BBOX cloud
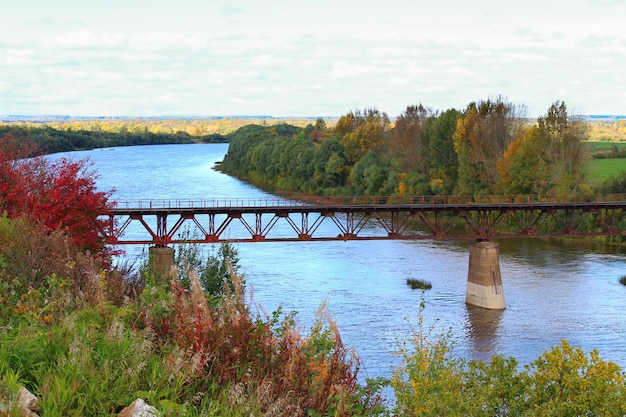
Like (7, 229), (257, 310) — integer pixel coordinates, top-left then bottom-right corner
(43, 31), (126, 49)
(2, 0), (626, 116)
(220, 5), (245, 15)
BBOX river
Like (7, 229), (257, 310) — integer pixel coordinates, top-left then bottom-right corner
(51, 143), (626, 382)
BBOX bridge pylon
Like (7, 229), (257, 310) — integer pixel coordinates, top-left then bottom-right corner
(148, 246), (175, 279)
(465, 240), (505, 310)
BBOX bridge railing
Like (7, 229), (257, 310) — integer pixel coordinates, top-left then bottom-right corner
(110, 198), (312, 210)
(109, 194), (626, 210)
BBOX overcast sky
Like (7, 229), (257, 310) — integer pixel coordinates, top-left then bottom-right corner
(2, 0), (625, 118)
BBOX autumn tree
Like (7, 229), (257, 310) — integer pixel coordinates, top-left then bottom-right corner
(389, 104), (432, 172)
(498, 101), (589, 194)
(0, 134), (113, 255)
(496, 128), (541, 194)
(334, 108), (390, 164)
(453, 97), (527, 195)
(307, 118), (328, 142)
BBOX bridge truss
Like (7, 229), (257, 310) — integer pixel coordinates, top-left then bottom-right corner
(100, 195), (626, 246)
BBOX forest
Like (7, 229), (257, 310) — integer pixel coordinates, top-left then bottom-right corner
(3, 97), (626, 196)
(221, 98), (625, 197)
(0, 124), (211, 154)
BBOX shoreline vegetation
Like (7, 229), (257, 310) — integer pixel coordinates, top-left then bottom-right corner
(1, 112), (626, 152)
(3, 101), (626, 414)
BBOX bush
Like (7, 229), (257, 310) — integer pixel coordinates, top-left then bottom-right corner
(1, 133), (113, 256)
(391, 300), (626, 416)
(0, 215), (141, 322)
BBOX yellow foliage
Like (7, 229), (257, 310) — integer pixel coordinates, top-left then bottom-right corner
(398, 182), (407, 196)
(496, 129), (526, 189)
(588, 120), (626, 142)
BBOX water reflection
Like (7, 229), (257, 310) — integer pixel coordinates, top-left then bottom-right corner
(465, 304), (504, 363)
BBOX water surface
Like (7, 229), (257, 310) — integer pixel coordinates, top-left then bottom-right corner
(52, 144), (626, 381)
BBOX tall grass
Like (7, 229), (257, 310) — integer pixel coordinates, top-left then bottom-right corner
(0, 271), (381, 415)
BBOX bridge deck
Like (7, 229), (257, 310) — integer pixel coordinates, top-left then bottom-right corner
(100, 195), (626, 245)
(108, 195), (626, 214)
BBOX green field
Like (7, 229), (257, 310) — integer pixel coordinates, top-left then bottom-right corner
(588, 158), (626, 183)
(585, 141), (626, 185)
(587, 141), (626, 155)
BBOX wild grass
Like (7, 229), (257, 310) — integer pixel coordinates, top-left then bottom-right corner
(0, 272), (377, 415)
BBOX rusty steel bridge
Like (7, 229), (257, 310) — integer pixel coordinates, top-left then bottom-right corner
(100, 195), (626, 246)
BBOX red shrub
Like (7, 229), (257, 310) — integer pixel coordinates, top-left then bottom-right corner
(0, 134), (113, 256)
(140, 271), (362, 414)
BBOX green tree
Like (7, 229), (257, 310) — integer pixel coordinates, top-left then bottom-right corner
(391, 302), (466, 416)
(309, 138), (347, 192)
(175, 235), (241, 302)
(599, 171), (626, 194)
(462, 356), (528, 416)
(324, 153), (348, 190)
(540, 101), (589, 193)
(348, 152), (390, 195)
(497, 127), (548, 194)
(425, 108), (462, 195)
(200, 242), (241, 299)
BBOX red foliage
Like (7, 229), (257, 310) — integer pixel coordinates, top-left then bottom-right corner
(0, 133), (113, 255)
(139, 273), (362, 414)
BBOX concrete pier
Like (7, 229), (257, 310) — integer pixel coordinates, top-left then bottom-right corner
(465, 241), (505, 310)
(148, 246), (175, 278)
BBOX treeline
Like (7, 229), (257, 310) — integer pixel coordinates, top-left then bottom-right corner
(2, 116), (326, 141)
(589, 118), (626, 142)
(221, 98), (596, 197)
(0, 124), (226, 154)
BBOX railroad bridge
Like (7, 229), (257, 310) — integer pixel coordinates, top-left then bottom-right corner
(100, 195), (626, 310)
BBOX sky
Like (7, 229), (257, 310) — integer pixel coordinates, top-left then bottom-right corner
(1, 0), (625, 118)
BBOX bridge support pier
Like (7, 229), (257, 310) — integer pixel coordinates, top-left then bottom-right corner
(465, 241), (505, 310)
(149, 246), (175, 278)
